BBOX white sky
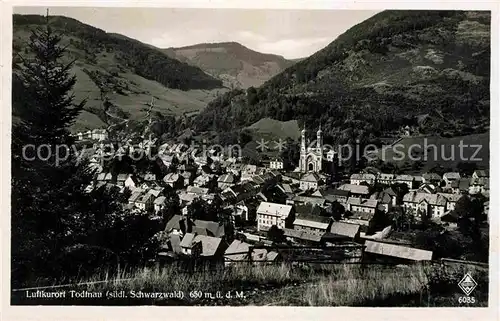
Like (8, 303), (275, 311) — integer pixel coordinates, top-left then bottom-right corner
(13, 7), (379, 59)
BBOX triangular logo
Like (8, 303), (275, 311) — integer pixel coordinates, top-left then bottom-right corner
(458, 273), (477, 296)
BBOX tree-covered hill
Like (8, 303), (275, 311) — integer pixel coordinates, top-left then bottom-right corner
(162, 42), (295, 89)
(194, 10), (490, 145)
(12, 14), (226, 132)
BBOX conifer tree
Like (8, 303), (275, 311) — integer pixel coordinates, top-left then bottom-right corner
(11, 12), (90, 286)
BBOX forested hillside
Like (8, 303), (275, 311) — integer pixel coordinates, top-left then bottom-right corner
(194, 10), (490, 145)
(12, 14), (226, 132)
(163, 42), (295, 89)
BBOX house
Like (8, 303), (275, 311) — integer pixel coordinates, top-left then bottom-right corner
(382, 187), (398, 203)
(299, 172), (322, 190)
(136, 192), (155, 211)
(96, 172), (113, 182)
(472, 169), (489, 179)
(364, 240), (433, 263)
(192, 220), (225, 238)
(451, 178), (470, 194)
(443, 172), (461, 189)
(313, 188), (350, 205)
(269, 158), (284, 170)
(283, 228), (324, 244)
(193, 174), (214, 187)
(256, 202), (293, 231)
(164, 215), (191, 236)
(350, 173), (376, 185)
(228, 201), (249, 221)
(224, 240), (280, 266)
(328, 221), (361, 240)
(125, 175), (139, 190)
(163, 173), (183, 188)
(402, 191), (447, 220)
(469, 177), (489, 195)
(224, 240), (251, 266)
(240, 165), (258, 181)
(154, 196), (167, 214)
(143, 173), (156, 182)
(158, 154), (176, 169)
(395, 174), (415, 189)
(186, 186), (209, 196)
(289, 195), (326, 208)
(116, 174), (130, 187)
(293, 215), (331, 236)
(346, 197), (378, 215)
(377, 173), (395, 185)
(91, 129), (108, 141)
(344, 211), (377, 232)
(218, 174), (236, 190)
(179, 233), (225, 258)
(338, 184), (370, 198)
(437, 193), (464, 211)
(422, 173), (442, 185)
(419, 183), (438, 194)
(180, 171), (193, 186)
(370, 191), (394, 212)
(128, 190), (143, 206)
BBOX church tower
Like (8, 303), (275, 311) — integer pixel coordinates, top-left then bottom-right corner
(299, 126), (307, 172)
(316, 124), (323, 172)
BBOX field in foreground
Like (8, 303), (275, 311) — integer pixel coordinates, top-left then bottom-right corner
(12, 262), (488, 306)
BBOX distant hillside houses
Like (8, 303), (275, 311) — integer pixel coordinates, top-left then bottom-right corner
(75, 128), (109, 141)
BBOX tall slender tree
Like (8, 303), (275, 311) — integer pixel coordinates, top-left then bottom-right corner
(11, 12), (90, 286)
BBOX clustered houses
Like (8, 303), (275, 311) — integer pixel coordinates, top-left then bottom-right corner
(81, 125), (489, 265)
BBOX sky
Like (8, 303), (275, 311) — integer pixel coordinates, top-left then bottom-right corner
(13, 7), (379, 59)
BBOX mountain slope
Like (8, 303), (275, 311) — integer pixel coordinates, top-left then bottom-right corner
(194, 10), (490, 144)
(12, 14), (227, 132)
(162, 42), (295, 89)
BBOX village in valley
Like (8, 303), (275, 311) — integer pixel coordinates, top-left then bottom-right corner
(76, 120), (490, 268)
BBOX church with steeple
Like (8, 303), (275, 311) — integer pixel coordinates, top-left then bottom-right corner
(298, 125), (324, 173)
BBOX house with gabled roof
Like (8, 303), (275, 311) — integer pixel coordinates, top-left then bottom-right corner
(338, 184), (370, 198)
(293, 215), (331, 236)
(472, 169), (489, 179)
(395, 174), (415, 189)
(299, 172), (323, 190)
(370, 191), (395, 212)
(116, 173), (131, 186)
(192, 220), (225, 238)
(469, 177), (489, 195)
(154, 196), (167, 214)
(218, 173), (236, 190)
(179, 233), (225, 258)
(328, 221), (361, 240)
(422, 172), (442, 185)
(437, 193), (464, 211)
(350, 173), (376, 186)
(347, 197), (379, 215)
(136, 192), (155, 212)
(443, 172), (461, 189)
(256, 202), (293, 231)
(163, 173), (183, 189)
(377, 173), (395, 185)
(403, 191), (447, 220)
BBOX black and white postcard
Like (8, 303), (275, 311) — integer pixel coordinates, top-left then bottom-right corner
(1, 0), (498, 320)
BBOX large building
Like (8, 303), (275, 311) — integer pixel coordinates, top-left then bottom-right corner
(298, 126), (323, 173)
(256, 202), (293, 231)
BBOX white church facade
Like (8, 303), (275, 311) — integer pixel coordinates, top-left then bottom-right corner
(298, 126), (324, 173)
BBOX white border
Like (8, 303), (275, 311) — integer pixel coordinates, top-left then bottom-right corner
(1, 1), (499, 320)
